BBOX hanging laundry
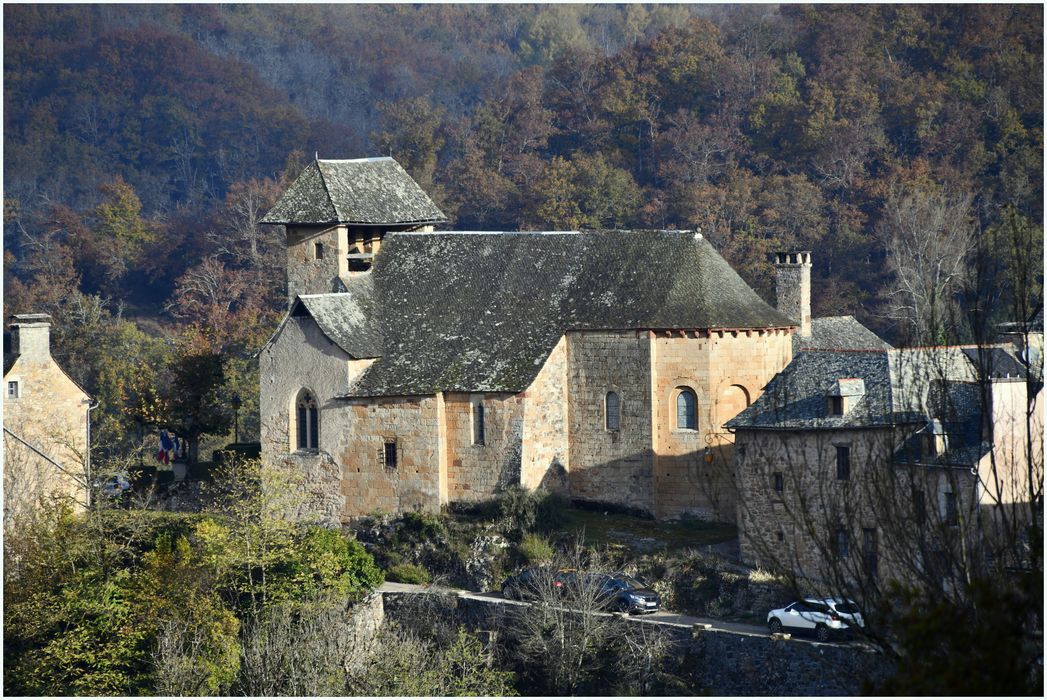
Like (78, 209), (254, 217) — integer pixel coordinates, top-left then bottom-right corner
(158, 430), (175, 465)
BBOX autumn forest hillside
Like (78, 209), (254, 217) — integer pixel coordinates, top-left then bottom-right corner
(3, 4), (1043, 459)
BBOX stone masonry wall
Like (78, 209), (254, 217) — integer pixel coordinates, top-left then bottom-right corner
(652, 329), (793, 521)
(520, 337), (570, 492)
(332, 396), (442, 518)
(260, 315), (442, 521)
(444, 392), (524, 502)
(286, 224), (347, 300)
(735, 427), (978, 583)
(3, 355), (89, 524)
(775, 254), (811, 335)
(566, 331), (655, 513)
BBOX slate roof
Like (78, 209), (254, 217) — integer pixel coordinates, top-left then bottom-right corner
(727, 346), (985, 432)
(280, 230), (797, 397)
(892, 381), (989, 468)
(294, 277), (382, 359)
(793, 315), (892, 352)
(961, 346), (1029, 380)
(727, 350), (895, 430)
(261, 158), (447, 226)
(997, 305), (1044, 336)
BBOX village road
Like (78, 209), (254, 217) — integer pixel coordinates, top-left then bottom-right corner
(378, 581), (865, 649)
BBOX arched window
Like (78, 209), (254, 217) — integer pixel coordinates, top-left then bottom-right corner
(676, 388), (697, 430)
(605, 391), (620, 431)
(296, 390), (319, 450)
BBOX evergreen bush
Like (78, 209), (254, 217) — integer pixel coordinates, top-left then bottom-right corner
(386, 562), (432, 585)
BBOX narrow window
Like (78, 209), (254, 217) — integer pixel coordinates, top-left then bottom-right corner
(472, 399), (485, 446)
(296, 390), (318, 450)
(863, 528), (878, 579)
(836, 446), (850, 480)
(605, 391), (620, 431)
(835, 528), (849, 559)
(676, 388), (697, 430)
(384, 440), (398, 469)
(314, 241), (324, 260)
(828, 396), (844, 416)
(944, 492), (958, 526)
(776, 530), (785, 543)
(773, 472), (784, 493)
(7, 381), (19, 398)
(913, 488), (926, 525)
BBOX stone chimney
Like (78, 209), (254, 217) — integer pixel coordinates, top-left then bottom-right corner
(10, 313), (53, 363)
(774, 251), (811, 337)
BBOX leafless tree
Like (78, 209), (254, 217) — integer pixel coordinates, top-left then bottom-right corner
(878, 182), (977, 344)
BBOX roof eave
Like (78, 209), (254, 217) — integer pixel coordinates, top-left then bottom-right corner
(260, 216), (448, 227)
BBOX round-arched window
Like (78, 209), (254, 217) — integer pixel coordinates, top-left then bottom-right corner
(676, 388), (697, 430)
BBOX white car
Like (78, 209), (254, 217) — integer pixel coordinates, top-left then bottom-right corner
(767, 597), (864, 642)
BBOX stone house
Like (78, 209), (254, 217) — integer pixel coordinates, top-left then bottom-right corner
(260, 157), (912, 523)
(3, 314), (92, 525)
(727, 341), (1043, 583)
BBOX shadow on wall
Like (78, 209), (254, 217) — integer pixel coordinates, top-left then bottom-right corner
(542, 443), (740, 522)
(655, 442), (739, 522)
(535, 458), (568, 493)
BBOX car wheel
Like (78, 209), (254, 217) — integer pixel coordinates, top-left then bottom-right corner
(769, 618), (783, 634)
(501, 585), (514, 600)
(615, 599), (631, 614)
(815, 624), (830, 642)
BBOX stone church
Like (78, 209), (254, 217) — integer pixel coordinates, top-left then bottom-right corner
(259, 157), (882, 523)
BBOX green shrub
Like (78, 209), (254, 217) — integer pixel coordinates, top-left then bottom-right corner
(386, 562), (431, 585)
(398, 511), (450, 543)
(518, 533), (555, 564)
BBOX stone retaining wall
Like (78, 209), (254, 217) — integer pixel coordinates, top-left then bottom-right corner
(381, 590), (891, 695)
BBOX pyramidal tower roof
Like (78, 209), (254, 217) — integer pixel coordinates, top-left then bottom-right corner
(261, 157), (447, 226)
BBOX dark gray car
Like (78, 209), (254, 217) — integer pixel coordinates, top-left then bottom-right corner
(588, 573), (661, 614)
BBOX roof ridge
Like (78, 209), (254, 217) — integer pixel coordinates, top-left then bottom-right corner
(319, 156), (393, 163)
(314, 160), (341, 221)
(393, 230), (583, 236)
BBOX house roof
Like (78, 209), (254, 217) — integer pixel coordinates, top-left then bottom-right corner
(793, 315), (892, 353)
(260, 158), (447, 226)
(284, 229), (797, 397)
(295, 278), (382, 359)
(727, 346), (989, 432)
(961, 346), (1029, 380)
(892, 381), (989, 468)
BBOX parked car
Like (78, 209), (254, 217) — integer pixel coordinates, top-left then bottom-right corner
(586, 573), (661, 614)
(501, 567), (577, 600)
(767, 597), (864, 641)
